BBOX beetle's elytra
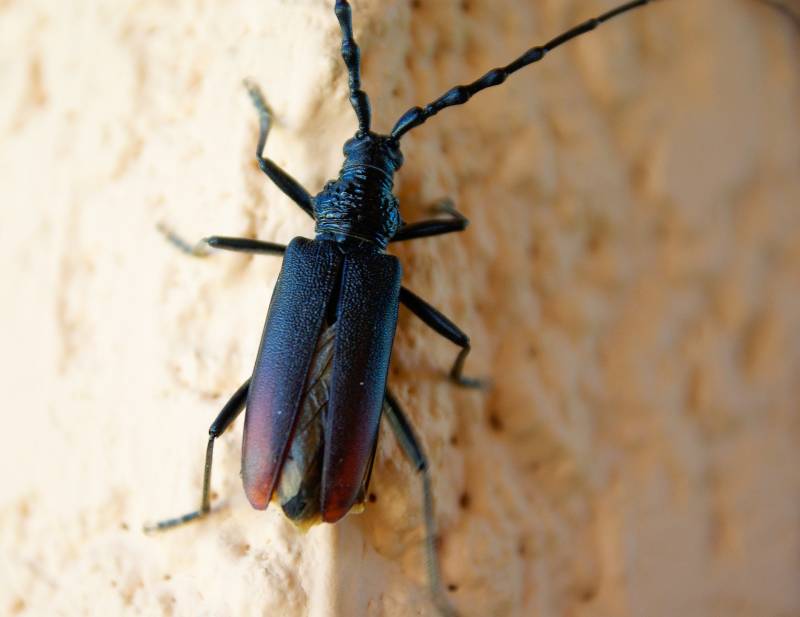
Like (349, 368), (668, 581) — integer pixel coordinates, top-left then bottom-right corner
(148, 1), (655, 615)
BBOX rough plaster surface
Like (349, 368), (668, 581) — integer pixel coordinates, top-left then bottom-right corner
(2, 1), (799, 616)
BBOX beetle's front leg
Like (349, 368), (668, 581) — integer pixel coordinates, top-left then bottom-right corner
(399, 287), (486, 388)
(244, 80), (316, 219)
(157, 223), (287, 258)
(391, 198), (469, 243)
(383, 389), (458, 617)
(144, 379), (250, 532)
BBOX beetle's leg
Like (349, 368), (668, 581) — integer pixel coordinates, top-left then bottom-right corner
(383, 389), (458, 617)
(157, 222), (215, 257)
(399, 287), (485, 388)
(205, 236), (286, 256)
(390, 198), (469, 243)
(144, 379), (250, 532)
(244, 80), (315, 218)
(157, 223), (287, 258)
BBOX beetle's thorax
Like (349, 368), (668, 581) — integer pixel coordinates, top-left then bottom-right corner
(313, 132), (404, 250)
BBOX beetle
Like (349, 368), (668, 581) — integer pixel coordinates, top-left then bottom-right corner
(147, 1), (655, 614)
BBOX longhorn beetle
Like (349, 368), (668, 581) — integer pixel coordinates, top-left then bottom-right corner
(147, 1), (655, 614)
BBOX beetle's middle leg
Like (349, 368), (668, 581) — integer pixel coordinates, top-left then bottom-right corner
(144, 378), (250, 532)
(391, 198), (469, 243)
(383, 389), (458, 617)
(399, 286), (485, 388)
(157, 223), (287, 259)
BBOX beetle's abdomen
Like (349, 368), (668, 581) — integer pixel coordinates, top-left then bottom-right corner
(313, 166), (400, 248)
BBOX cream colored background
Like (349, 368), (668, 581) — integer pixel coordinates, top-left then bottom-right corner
(1, 1), (799, 616)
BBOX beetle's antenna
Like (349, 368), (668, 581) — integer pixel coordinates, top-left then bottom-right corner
(391, 0), (653, 140)
(757, 0), (800, 32)
(335, 0), (372, 134)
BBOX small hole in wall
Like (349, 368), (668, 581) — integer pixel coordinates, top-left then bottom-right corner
(368, 493), (378, 503)
(587, 232), (602, 254)
(459, 492), (471, 510)
(411, 0), (421, 9)
(450, 434), (459, 447)
(460, 0), (471, 12)
(488, 411), (504, 432)
(447, 583), (459, 592)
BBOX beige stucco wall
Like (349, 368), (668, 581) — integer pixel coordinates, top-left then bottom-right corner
(2, 1), (799, 616)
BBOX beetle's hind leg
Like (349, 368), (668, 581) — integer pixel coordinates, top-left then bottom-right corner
(144, 378), (250, 532)
(384, 389), (458, 617)
(399, 287), (486, 389)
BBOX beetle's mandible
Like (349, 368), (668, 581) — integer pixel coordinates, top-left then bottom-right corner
(148, 1), (656, 615)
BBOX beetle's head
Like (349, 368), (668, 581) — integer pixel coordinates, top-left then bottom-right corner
(342, 132), (404, 177)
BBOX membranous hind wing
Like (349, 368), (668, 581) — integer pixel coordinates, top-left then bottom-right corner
(322, 250), (402, 522)
(242, 238), (342, 510)
(273, 322), (335, 525)
(274, 318), (391, 527)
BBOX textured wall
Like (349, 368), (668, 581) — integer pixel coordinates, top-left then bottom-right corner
(1, 1), (799, 616)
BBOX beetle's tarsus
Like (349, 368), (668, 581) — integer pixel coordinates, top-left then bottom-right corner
(157, 222), (214, 257)
(243, 79), (273, 158)
(449, 346), (489, 389)
(449, 373), (488, 390)
(143, 506), (214, 534)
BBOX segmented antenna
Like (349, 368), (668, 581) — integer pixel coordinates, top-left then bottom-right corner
(391, 0), (653, 140)
(758, 0), (800, 31)
(335, 0), (372, 134)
